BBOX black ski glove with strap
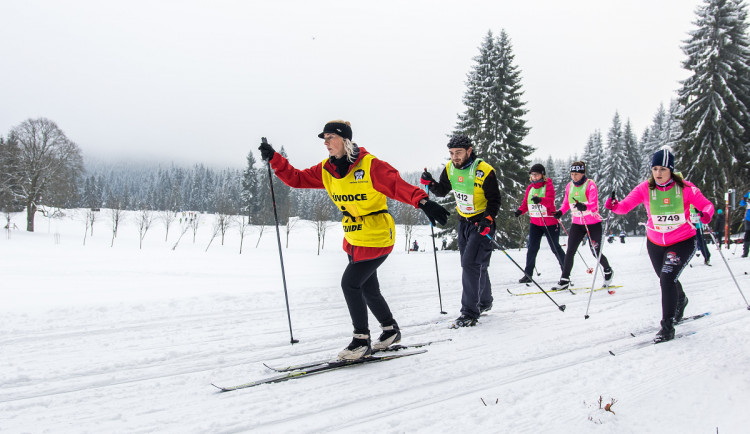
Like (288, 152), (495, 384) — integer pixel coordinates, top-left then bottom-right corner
(419, 199), (450, 226)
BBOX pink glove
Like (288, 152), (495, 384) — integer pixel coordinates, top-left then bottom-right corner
(698, 208), (712, 225)
(605, 192), (618, 211)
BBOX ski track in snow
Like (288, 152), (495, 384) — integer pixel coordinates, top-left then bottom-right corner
(2, 209), (750, 433)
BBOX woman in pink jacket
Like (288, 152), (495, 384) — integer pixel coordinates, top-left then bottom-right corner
(552, 161), (613, 290)
(514, 163), (566, 283)
(605, 148), (713, 342)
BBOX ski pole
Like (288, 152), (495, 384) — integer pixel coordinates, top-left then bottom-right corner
(424, 179), (447, 314)
(262, 137), (299, 344)
(485, 233), (566, 312)
(584, 210), (612, 319)
(707, 229), (750, 309)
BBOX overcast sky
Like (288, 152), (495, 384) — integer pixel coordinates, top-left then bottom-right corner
(1, 0), (703, 172)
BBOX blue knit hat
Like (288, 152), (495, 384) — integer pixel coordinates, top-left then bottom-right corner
(651, 148), (675, 171)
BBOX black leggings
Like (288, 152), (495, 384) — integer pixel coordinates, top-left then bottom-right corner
(646, 237), (696, 320)
(561, 222), (611, 279)
(341, 255), (393, 334)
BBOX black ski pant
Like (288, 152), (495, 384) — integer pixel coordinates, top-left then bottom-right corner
(457, 219), (494, 319)
(341, 255), (393, 335)
(524, 222), (565, 277)
(743, 221), (750, 257)
(646, 236), (696, 321)
(561, 222), (611, 279)
(695, 226), (710, 261)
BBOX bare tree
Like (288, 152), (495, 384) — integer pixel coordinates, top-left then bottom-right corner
(109, 196), (127, 247)
(171, 223), (190, 250)
(236, 214), (251, 254)
(9, 118), (84, 232)
(255, 222), (266, 248)
(190, 212), (201, 243)
(136, 209), (154, 249)
(83, 210), (95, 245)
(398, 205), (419, 253)
(310, 193), (335, 255)
(285, 216), (299, 248)
(205, 216), (222, 252)
(216, 213), (232, 245)
(88, 209), (97, 236)
(159, 210), (177, 241)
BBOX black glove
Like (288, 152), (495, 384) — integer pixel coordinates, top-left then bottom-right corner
(574, 200), (587, 212)
(531, 196), (541, 205)
(258, 139), (276, 162)
(514, 209), (523, 218)
(420, 170), (435, 186)
(419, 199), (450, 226)
(553, 210), (563, 220)
(475, 215), (494, 236)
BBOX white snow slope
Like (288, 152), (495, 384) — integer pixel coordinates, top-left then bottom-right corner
(2, 209), (749, 433)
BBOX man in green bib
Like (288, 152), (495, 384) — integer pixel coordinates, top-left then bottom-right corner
(421, 135), (501, 327)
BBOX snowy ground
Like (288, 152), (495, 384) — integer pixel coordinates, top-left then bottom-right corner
(2, 209), (750, 433)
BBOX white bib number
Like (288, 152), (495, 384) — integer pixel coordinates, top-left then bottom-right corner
(529, 204), (547, 219)
(454, 191), (475, 214)
(652, 213), (686, 232)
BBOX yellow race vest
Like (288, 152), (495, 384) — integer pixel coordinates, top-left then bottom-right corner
(321, 154), (396, 247)
(446, 159), (495, 218)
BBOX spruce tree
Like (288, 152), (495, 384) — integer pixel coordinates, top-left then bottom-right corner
(600, 112), (630, 232)
(582, 130), (604, 181)
(677, 0), (750, 202)
(454, 29), (532, 247)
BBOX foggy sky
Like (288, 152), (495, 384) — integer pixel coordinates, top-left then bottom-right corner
(0, 0), (702, 172)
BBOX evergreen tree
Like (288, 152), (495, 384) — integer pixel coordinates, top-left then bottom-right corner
(600, 112), (630, 232)
(454, 29), (533, 247)
(241, 151), (259, 220)
(582, 130), (604, 181)
(641, 103), (668, 175)
(677, 0), (750, 201)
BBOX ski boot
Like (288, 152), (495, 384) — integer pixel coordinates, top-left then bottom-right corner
(603, 268), (614, 287)
(373, 320), (401, 351)
(551, 278), (571, 290)
(338, 332), (372, 360)
(654, 318), (675, 343)
(451, 314), (478, 328)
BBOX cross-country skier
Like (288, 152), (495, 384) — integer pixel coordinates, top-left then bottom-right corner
(513, 163), (566, 284)
(605, 147), (714, 342)
(551, 161), (614, 290)
(258, 120), (449, 360)
(691, 205), (711, 265)
(420, 135), (501, 327)
(740, 192), (750, 257)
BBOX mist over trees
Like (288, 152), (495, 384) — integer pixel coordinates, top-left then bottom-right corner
(2, 0), (749, 241)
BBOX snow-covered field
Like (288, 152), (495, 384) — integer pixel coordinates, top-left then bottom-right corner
(2, 209), (750, 433)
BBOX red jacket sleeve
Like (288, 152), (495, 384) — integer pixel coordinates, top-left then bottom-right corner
(541, 178), (557, 213)
(268, 153), (325, 189)
(370, 159), (428, 207)
(518, 184), (531, 214)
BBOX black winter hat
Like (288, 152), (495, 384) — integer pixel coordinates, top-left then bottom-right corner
(570, 161), (586, 174)
(447, 134), (472, 149)
(651, 147), (675, 171)
(318, 121), (353, 140)
(529, 163), (546, 175)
